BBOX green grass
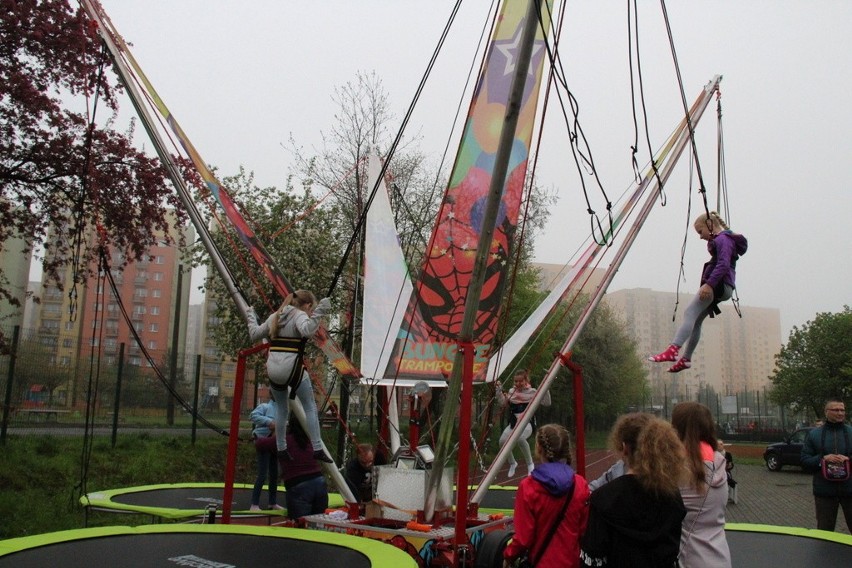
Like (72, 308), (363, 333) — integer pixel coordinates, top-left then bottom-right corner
(0, 426), (611, 541)
(0, 434), (255, 540)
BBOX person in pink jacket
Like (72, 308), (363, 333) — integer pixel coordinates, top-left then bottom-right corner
(503, 423), (590, 568)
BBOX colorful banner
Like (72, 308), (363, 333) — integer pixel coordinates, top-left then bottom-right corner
(385, 1), (551, 383)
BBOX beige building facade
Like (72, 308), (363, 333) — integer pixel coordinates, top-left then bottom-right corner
(603, 288), (782, 403)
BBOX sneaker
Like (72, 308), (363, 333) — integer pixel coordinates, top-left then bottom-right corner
(507, 463), (517, 478)
(313, 450), (333, 463)
(277, 449), (292, 462)
(668, 357), (692, 373)
(249, 505), (262, 512)
(270, 504), (285, 511)
(649, 344), (679, 362)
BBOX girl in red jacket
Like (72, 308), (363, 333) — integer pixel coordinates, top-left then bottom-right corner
(503, 424), (590, 568)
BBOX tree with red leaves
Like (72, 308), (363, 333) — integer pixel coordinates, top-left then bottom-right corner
(0, 0), (186, 342)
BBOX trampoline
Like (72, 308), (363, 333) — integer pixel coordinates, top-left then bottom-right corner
(726, 524), (852, 565)
(475, 485), (516, 514)
(80, 483), (345, 523)
(0, 524), (417, 568)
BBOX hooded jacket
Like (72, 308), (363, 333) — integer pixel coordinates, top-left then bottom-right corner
(701, 230), (747, 291)
(580, 474), (686, 568)
(678, 445), (731, 568)
(504, 462), (590, 568)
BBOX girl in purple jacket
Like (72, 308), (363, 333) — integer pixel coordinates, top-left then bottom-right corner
(649, 211), (747, 372)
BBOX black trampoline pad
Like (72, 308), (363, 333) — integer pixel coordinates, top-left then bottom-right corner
(477, 488), (516, 511)
(112, 487), (251, 510)
(0, 532), (373, 568)
(727, 528), (852, 566)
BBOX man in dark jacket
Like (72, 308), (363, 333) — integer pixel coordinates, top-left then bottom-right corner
(801, 398), (852, 531)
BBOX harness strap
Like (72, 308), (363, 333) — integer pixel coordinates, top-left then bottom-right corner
(269, 337), (307, 353)
(268, 337), (308, 399)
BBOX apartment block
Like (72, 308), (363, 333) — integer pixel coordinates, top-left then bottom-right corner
(0, 225), (33, 331)
(32, 213), (193, 405)
(603, 288), (782, 402)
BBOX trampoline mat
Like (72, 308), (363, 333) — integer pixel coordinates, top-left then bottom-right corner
(111, 487), (254, 510)
(728, 530), (852, 564)
(0, 532), (371, 568)
(477, 488), (516, 510)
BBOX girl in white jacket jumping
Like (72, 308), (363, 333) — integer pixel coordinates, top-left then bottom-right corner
(247, 290), (332, 463)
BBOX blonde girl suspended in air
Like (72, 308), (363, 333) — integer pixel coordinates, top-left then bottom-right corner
(649, 211), (747, 372)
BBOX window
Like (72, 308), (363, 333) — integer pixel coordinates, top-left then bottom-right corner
(152, 289), (162, 298)
(153, 272), (164, 282)
(134, 288), (148, 298)
(133, 306), (146, 315)
(155, 255), (164, 264)
(150, 306), (160, 315)
(150, 323), (159, 332)
(63, 338), (72, 348)
(148, 341), (157, 349)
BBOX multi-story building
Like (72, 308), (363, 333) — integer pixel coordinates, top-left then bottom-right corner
(0, 223), (33, 333)
(31, 213), (193, 407)
(603, 287), (782, 403)
(198, 296), (250, 411)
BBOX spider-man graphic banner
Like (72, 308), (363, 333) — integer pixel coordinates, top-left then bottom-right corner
(385, 1), (551, 384)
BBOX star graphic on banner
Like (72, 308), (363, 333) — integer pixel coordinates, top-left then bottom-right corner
(495, 26), (543, 77)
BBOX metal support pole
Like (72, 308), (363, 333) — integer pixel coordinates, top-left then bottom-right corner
(111, 342), (125, 448)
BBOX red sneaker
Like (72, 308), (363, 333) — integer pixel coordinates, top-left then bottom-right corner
(668, 357), (691, 373)
(649, 345), (679, 362)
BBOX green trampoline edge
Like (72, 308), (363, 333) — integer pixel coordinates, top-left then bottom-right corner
(0, 524), (418, 566)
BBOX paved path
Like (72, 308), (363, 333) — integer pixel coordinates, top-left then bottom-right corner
(724, 463), (850, 535)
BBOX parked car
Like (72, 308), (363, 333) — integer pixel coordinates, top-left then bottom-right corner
(763, 427), (814, 471)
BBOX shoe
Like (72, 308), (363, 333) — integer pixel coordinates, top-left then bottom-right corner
(249, 505), (261, 512)
(313, 450), (333, 463)
(649, 344), (679, 362)
(270, 504), (285, 511)
(507, 463), (517, 478)
(668, 357), (691, 373)
(277, 449), (292, 461)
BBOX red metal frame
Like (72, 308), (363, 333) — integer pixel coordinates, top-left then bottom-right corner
(222, 342), (269, 523)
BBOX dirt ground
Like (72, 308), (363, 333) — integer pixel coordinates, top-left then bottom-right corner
(725, 443), (765, 460)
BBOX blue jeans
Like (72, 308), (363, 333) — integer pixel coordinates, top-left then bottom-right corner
(251, 445), (278, 507)
(285, 475), (328, 519)
(272, 374), (323, 453)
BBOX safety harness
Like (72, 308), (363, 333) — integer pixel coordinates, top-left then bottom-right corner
(268, 335), (308, 399)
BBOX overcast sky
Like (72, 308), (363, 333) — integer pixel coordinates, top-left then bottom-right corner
(94, 0), (851, 340)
